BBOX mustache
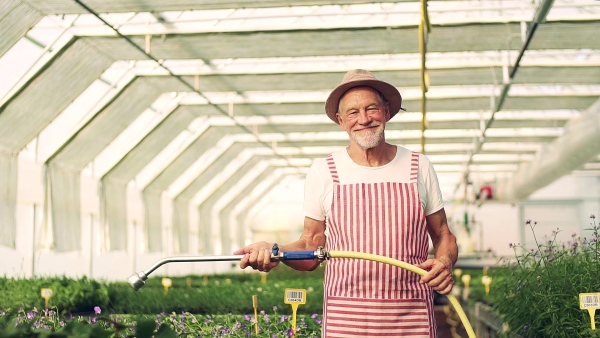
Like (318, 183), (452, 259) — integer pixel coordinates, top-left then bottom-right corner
(353, 122), (381, 131)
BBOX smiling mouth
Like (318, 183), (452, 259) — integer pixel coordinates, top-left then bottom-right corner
(354, 124), (380, 132)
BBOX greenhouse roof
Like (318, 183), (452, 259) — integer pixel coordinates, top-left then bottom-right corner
(1, 0), (599, 210)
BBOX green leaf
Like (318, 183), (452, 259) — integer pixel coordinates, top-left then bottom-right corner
(89, 325), (114, 338)
(134, 318), (157, 338)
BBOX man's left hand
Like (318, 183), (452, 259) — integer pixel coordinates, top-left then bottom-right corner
(416, 258), (454, 295)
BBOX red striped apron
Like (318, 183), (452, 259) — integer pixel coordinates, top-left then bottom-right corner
(323, 152), (436, 337)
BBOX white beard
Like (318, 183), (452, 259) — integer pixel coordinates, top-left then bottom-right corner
(350, 124), (384, 149)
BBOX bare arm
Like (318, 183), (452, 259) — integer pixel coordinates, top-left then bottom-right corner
(233, 216), (326, 272)
(416, 208), (458, 294)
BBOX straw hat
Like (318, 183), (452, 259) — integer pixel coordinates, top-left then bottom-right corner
(325, 69), (403, 124)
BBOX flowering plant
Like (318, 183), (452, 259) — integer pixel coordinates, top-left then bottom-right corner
(0, 306), (323, 337)
(490, 214), (600, 338)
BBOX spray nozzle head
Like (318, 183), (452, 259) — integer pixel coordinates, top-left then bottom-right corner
(128, 272), (148, 291)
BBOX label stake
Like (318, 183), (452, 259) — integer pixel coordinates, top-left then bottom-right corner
(40, 288), (53, 310)
(580, 292), (600, 330)
(162, 277), (172, 295)
(252, 294), (259, 334)
(284, 288), (306, 337)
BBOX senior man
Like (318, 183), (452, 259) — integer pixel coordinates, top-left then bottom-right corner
(234, 69), (458, 337)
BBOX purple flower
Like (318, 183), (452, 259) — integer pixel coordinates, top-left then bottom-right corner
(94, 306), (101, 315)
(316, 318), (323, 325)
(286, 328), (294, 336)
(243, 314), (251, 321)
(311, 313), (318, 319)
(280, 315), (288, 322)
(273, 306), (277, 311)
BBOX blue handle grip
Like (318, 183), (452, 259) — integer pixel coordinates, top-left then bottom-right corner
(282, 251), (317, 260)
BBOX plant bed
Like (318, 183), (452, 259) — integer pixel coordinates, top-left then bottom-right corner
(484, 215), (600, 338)
(0, 306), (323, 337)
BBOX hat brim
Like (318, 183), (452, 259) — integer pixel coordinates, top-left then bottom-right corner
(325, 79), (402, 124)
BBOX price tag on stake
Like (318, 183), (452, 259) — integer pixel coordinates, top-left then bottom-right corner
(285, 288), (306, 304)
(162, 278), (172, 295)
(580, 292), (600, 330)
(285, 289), (306, 338)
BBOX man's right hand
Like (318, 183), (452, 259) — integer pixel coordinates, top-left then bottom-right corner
(233, 241), (280, 272)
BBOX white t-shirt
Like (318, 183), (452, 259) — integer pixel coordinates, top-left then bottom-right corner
(303, 145), (444, 222)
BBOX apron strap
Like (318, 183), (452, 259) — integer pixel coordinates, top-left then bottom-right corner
(410, 151), (419, 183)
(326, 154), (340, 184)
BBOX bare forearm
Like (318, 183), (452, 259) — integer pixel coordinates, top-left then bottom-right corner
(432, 231), (458, 266)
(234, 217), (326, 273)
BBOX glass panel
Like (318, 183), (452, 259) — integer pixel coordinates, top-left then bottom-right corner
(0, 39), (42, 101)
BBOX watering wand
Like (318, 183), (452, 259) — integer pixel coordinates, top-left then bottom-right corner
(127, 246), (476, 338)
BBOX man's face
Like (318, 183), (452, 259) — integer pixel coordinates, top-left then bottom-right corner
(336, 87), (390, 150)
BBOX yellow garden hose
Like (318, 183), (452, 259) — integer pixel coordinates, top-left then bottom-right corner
(328, 250), (476, 338)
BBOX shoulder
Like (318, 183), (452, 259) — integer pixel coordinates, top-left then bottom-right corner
(394, 146), (433, 168)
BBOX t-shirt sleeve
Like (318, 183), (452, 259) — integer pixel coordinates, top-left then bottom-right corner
(418, 154), (445, 216)
(303, 159), (328, 221)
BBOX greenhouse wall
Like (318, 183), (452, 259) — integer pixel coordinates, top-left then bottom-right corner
(1, 157), (599, 281)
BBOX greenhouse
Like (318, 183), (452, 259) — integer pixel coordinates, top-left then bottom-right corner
(0, 0), (599, 337)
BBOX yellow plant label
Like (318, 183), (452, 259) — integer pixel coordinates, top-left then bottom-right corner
(252, 295), (259, 335)
(41, 288), (53, 298)
(580, 293), (600, 330)
(284, 288), (306, 304)
(285, 289), (306, 338)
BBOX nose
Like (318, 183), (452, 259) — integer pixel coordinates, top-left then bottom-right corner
(357, 109), (371, 125)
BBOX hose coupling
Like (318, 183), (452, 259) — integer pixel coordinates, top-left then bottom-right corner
(270, 244), (328, 262)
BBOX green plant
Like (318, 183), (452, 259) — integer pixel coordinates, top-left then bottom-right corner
(0, 276), (111, 314)
(490, 214), (600, 338)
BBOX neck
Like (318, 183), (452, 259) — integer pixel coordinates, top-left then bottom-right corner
(346, 142), (396, 167)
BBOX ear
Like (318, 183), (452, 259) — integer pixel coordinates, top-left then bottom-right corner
(336, 113), (344, 127)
